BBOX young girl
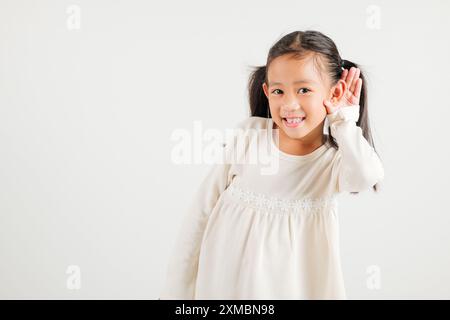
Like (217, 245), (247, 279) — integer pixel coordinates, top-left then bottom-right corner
(160, 30), (384, 300)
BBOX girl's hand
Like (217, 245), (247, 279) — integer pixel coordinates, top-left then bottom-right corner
(323, 67), (363, 114)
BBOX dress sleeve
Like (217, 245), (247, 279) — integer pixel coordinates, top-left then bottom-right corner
(159, 122), (242, 299)
(326, 105), (385, 193)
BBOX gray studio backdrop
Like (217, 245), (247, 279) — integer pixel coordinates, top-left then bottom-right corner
(1, 0), (449, 299)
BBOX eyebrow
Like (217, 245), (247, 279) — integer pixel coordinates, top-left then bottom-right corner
(268, 79), (318, 87)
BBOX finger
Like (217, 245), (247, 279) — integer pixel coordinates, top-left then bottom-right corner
(345, 67), (356, 89)
(354, 78), (362, 100)
(350, 68), (361, 93)
(340, 68), (348, 81)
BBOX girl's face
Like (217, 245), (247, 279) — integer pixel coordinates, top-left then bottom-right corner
(262, 53), (343, 147)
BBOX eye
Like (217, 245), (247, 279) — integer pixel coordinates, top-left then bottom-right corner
(271, 89), (283, 95)
(271, 88), (311, 95)
(298, 88), (311, 94)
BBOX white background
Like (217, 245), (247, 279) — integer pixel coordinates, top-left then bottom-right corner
(1, 0), (449, 299)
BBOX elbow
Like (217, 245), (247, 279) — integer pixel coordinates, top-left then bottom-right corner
(368, 158), (385, 186)
(356, 165), (385, 191)
(340, 165), (385, 193)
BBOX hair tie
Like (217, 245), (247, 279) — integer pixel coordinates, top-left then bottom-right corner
(340, 59), (346, 68)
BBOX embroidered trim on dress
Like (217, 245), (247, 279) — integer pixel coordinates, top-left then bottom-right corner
(226, 184), (337, 214)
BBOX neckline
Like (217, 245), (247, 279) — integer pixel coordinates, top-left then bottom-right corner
(267, 118), (329, 161)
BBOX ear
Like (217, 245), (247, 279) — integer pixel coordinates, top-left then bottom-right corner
(262, 82), (269, 99)
(329, 79), (347, 105)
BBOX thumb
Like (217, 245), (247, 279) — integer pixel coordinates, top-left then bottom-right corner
(323, 99), (334, 114)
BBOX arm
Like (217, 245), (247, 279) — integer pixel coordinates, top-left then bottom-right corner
(327, 104), (384, 193)
(159, 126), (240, 299)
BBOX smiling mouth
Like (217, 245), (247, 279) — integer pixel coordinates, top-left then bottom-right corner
(282, 117), (306, 127)
(282, 116), (305, 122)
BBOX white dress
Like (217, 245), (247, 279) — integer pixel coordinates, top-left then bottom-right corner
(160, 105), (384, 300)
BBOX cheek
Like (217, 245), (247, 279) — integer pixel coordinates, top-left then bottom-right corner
(268, 103), (281, 115)
(303, 100), (326, 118)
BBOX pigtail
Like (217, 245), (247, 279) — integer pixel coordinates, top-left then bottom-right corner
(248, 65), (270, 118)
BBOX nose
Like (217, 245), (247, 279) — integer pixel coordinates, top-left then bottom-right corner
(282, 95), (301, 112)
(284, 103), (300, 111)
(283, 93), (300, 112)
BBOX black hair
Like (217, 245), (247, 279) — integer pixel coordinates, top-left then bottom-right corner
(247, 30), (381, 194)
